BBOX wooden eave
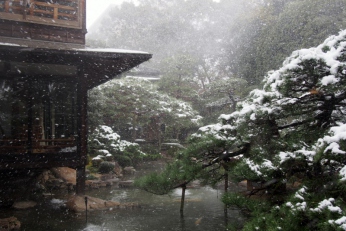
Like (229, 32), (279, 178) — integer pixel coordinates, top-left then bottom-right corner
(0, 44), (152, 89)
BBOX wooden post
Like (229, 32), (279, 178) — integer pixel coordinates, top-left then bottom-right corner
(224, 172), (228, 212)
(53, 7), (58, 20)
(81, 0), (87, 44)
(224, 172), (228, 193)
(224, 167), (229, 224)
(76, 166), (85, 194)
(27, 80), (33, 154)
(5, 1), (9, 13)
(180, 184), (186, 214)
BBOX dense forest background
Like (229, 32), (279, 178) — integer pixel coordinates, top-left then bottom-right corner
(87, 0), (346, 137)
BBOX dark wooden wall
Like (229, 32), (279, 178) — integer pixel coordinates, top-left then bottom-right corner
(0, 19), (86, 44)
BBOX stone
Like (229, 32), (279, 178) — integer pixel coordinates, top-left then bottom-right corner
(51, 167), (76, 184)
(100, 174), (114, 181)
(113, 162), (123, 176)
(123, 166), (136, 175)
(86, 180), (102, 189)
(99, 182), (107, 187)
(238, 180), (247, 188)
(0, 217), (21, 230)
(12, 201), (37, 209)
(105, 178), (119, 186)
(42, 171), (50, 182)
(66, 182), (75, 191)
(247, 180), (262, 191)
(66, 195), (139, 212)
(119, 180), (134, 188)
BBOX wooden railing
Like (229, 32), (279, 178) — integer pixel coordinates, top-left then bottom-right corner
(29, 1), (78, 21)
(0, 0), (81, 28)
(0, 138), (77, 154)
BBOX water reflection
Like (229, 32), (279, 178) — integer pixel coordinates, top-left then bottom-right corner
(82, 186), (243, 231)
(0, 161), (244, 230)
(0, 184), (244, 231)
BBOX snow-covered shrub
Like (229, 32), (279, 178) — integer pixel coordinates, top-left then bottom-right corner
(89, 125), (146, 167)
(98, 161), (115, 174)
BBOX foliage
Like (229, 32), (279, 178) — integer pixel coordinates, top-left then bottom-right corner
(87, 0), (346, 124)
(222, 193), (270, 216)
(230, 0), (346, 84)
(142, 152), (162, 161)
(197, 77), (252, 124)
(209, 30), (346, 230)
(98, 161), (115, 174)
(135, 134), (235, 193)
(138, 30), (346, 230)
(87, 0), (257, 122)
(88, 78), (202, 142)
(134, 148), (203, 194)
(86, 174), (98, 180)
(157, 54), (199, 102)
(88, 125), (146, 167)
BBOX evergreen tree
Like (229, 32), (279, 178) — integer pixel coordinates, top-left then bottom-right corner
(88, 78), (202, 143)
(231, 0), (346, 85)
(137, 30), (346, 230)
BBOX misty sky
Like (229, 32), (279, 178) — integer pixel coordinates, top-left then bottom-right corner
(87, 0), (219, 28)
(87, 0), (125, 28)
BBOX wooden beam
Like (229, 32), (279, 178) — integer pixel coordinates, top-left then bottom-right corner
(0, 153), (83, 169)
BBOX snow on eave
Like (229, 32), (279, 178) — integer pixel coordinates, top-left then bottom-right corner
(75, 47), (150, 54)
(126, 76), (160, 81)
(0, 42), (22, 47)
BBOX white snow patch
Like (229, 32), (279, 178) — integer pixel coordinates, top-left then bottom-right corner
(0, 42), (22, 47)
(339, 166), (346, 181)
(310, 198), (342, 214)
(321, 75), (339, 85)
(76, 48), (149, 54)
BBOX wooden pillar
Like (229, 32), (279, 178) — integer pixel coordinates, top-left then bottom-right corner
(81, 0), (87, 44)
(76, 76), (88, 195)
(53, 7), (58, 20)
(27, 79), (33, 154)
(76, 166), (85, 194)
(5, 1), (10, 13)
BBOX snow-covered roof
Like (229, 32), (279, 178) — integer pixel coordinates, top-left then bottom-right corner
(0, 44), (152, 89)
(0, 42), (23, 47)
(75, 47), (150, 54)
(126, 76), (161, 81)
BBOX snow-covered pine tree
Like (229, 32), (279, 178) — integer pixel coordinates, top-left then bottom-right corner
(212, 30), (346, 230)
(137, 30), (346, 230)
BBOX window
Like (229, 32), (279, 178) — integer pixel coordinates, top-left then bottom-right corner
(0, 77), (78, 154)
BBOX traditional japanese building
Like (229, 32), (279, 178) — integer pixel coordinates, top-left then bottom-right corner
(0, 0), (152, 203)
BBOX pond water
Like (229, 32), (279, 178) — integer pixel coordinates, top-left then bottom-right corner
(0, 162), (245, 230)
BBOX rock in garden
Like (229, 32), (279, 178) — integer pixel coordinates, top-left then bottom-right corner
(12, 201), (37, 209)
(66, 195), (139, 212)
(0, 216), (21, 230)
(51, 167), (76, 184)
